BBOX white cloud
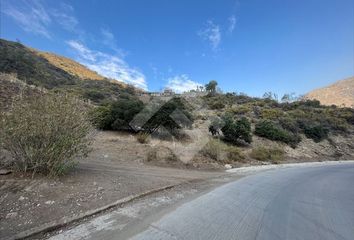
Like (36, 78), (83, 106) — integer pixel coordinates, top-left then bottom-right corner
(228, 15), (237, 33)
(51, 3), (80, 34)
(166, 75), (202, 93)
(2, 1), (83, 38)
(198, 20), (221, 51)
(66, 40), (97, 62)
(67, 40), (147, 90)
(2, 0), (52, 38)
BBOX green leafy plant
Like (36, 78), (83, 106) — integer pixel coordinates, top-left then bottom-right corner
(143, 97), (193, 135)
(303, 125), (329, 142)
(221, 116), (252, 144)
(255, 120), (301, 148)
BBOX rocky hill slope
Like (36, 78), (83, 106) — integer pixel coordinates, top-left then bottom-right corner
(304, 77), (354, 107)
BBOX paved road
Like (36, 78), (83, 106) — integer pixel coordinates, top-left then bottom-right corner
(131, 163), (354, 240)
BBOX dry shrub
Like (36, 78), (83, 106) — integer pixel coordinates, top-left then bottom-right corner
(201, 139), (224, 161)
(250, 147), (285, 164)
(146, 147), (178, 163)
(136, 132), (150, 144)
(0, 93), (94, 177)
(226, 146), (245, 163)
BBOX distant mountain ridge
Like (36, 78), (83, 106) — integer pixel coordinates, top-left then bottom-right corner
(304, 77), (354, 108)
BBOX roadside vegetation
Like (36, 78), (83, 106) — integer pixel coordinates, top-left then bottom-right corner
(206, 88), (353, 147)
(90, 96), (194, 138)
(250, 147), (285, 164)
(0, 92), (94, 177)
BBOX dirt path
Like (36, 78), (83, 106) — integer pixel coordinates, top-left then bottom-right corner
(0, 131), (223, 240)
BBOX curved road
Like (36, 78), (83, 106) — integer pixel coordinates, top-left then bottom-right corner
(131, 163), (354, 240)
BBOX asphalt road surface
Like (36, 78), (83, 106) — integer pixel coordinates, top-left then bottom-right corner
(131, 163), (354, 240)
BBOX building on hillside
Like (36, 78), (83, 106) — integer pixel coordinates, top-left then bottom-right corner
(163, 88), (174, 96)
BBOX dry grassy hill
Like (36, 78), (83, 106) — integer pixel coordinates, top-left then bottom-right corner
(304, 77), (354, 107)
(31, 49), (105, 81)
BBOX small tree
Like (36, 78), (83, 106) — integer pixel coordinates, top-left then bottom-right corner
(0, 93), (94, 177)
(205, 80), (218, 93)
(221, 116), (252, 144)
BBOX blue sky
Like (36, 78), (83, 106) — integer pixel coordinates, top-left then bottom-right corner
(1, 0), (353, 96)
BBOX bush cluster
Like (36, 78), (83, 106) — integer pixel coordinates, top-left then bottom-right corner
(221, 116), (252, 144)
(90, 97), (193, 137)
(90, 98), (144, 131)
(255, 120), (301, 148)
(0, 93), (94, 176)
(303, 125), (329, 143)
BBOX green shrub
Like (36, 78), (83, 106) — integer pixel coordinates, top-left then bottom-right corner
(110, 99), (144, 131)
(303, 125), (329, 142)
(90, 98), (144, 131)
(278, 117), (300, 133)
(255, 120), (301, 147)
(143, 97), (193, 134)
(136, 132), (150, 144)
(0, 93), (94, 177)
(89, 105), (114, 130)
(209, 100), (225, 110)
(83, 90), (105, 102)
(250, 147), (285, 163)
(221, 116), (252, 144)
(228, 105), (252, 115)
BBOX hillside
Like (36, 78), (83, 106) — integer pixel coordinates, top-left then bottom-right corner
(0, 39), (139, 103)
(31, 49), (105, 81)
(0, 73), (43, 112)
(304, 77), (354, 107)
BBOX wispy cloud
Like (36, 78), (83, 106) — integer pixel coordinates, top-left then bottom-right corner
(51, 3), (81, 34)
(198, 20), (221, 51)
(228, 15), (237, 33)
(101, 28), (115, 48)
(67, 40), (147, 90)
(2, 0), (52, 38)
(100, 27), (127, 56)
(67, 40), (97, 61)
(2, 0), (82, 38)
(166, 75), (202, 93)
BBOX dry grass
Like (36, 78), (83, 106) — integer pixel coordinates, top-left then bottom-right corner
(250, 146), (285, 164)
(33, 50), (105, 80)
(136, 132), (150, 144)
